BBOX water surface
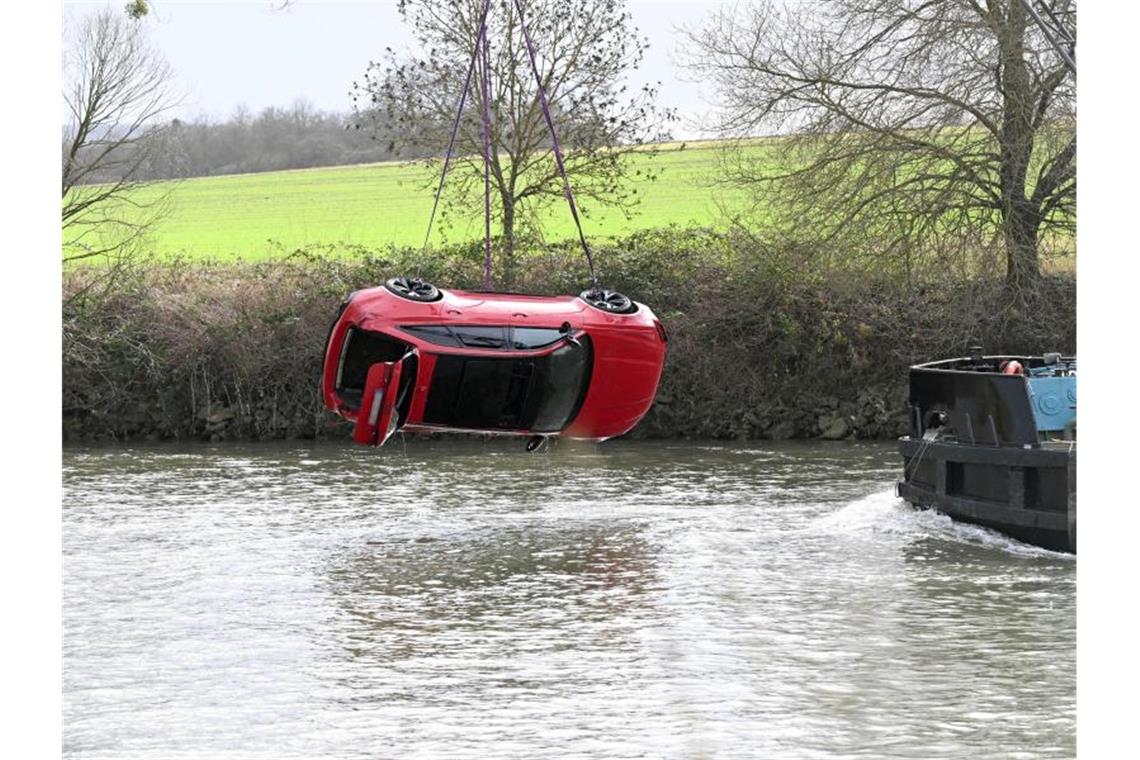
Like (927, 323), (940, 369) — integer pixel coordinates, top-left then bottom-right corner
(63, 441), (1075, 759)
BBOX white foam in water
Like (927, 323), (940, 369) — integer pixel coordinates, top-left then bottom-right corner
(815, 489), (1074, 559)
(807, 490), (924, 557)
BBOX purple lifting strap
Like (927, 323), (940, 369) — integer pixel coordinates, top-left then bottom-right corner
(421, 0), (492, 253)
(480, 19), (493, 289)
(423, 0), (602, 292)
(511, 0), (600, 291)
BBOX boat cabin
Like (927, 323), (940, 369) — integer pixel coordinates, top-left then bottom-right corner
(907, 353), (1076, 446)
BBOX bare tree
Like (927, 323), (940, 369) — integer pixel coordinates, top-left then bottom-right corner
(62, 5), (179, 263)
(684, 0), (1075, 288)
(354, 0), (674, 283)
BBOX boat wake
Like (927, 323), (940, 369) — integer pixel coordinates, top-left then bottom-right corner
(813, 488), (1074, 559)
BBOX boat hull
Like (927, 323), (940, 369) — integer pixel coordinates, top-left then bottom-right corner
(897, 437), (1076, 553)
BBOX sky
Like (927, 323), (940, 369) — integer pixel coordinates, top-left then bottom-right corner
(63, 0), (733, 139)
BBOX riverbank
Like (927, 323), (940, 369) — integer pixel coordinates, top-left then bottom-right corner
(62, 229), (1076, 443)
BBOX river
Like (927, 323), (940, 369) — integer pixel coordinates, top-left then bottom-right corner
(63, 440), (1075, 759)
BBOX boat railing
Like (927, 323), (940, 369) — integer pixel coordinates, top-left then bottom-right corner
(908, 356), (1076, 447)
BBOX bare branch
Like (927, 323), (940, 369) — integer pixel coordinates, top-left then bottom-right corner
(62, 7), (180, 263)
(681, 0), (1076, 286)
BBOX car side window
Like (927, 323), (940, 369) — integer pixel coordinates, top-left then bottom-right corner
(401, 325), (462, 347)
(403, 325), (566, 351)
(451, 326), (507, 348)
(511, 327), (564, 350)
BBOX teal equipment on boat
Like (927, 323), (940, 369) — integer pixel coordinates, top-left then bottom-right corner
(1027, 362), (1076, 433)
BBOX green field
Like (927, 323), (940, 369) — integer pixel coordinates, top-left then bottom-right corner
(98, 141), (760, 260)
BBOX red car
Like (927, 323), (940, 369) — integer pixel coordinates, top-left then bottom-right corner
(322, 277), (667, 447)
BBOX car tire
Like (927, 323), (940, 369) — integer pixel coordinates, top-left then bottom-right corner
(385, 277), (443, 302)
(580, 288), (636, 314)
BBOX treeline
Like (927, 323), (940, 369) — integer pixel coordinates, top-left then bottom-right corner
(109, 102), (433, 182)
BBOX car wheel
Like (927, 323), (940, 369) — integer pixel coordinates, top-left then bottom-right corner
(385, 277), (442, 302)
(580, 288), (636, 314)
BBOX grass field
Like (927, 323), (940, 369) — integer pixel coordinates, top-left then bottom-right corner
(95, 141), (762, 260)
(68, 137), (1075, 270)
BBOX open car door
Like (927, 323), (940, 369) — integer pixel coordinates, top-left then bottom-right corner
(352, 359), (405, 447)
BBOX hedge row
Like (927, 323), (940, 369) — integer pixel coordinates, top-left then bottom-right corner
(62, 229), (1076, 442)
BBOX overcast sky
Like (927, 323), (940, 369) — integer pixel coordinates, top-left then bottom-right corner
(63, 0), (732, 139)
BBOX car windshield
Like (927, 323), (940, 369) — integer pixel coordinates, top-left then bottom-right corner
(423, 338), (592, 432)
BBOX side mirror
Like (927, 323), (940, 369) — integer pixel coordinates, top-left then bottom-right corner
(560, 321), (581, 348)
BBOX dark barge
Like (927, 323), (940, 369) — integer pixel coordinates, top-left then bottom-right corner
(896, 351), (1076, 553)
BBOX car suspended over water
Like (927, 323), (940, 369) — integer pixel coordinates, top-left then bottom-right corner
(322, 278), (667, 447)
(322, 0), (668, 447)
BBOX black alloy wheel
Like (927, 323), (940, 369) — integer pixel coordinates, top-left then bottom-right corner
(580, 288), (636, 314)
(385, 277), (442, 302)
